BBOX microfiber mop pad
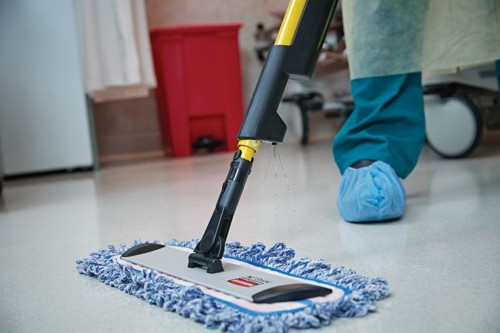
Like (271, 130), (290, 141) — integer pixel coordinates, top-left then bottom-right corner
(77, 240), (389, 332)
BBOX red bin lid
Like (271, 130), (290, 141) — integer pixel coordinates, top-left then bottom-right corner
(150, 23), (242, 37)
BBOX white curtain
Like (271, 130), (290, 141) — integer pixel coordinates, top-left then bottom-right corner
(74, 0), (156, 102)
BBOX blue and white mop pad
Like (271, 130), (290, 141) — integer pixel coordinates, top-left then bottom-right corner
(76, 240), (389, 332)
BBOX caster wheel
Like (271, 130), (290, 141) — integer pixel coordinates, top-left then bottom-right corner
(424, 94), (483, 158)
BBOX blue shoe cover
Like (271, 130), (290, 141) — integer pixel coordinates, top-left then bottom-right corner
(337, 161), (406, 222)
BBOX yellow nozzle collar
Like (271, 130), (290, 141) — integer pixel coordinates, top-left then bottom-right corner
(238, 139), (261, 161)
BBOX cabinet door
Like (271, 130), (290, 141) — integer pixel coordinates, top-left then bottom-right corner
(0, 0), (93, 175)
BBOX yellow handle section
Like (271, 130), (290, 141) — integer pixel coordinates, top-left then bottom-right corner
(274, 0), (307, 46)
(238, 139), (261, 161)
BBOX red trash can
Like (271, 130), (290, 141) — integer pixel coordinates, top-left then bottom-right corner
(150, 24), (244, 157)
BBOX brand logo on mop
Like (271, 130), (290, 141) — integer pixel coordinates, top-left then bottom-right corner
(228, 276), (271, 287)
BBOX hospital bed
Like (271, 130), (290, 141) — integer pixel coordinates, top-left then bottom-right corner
(423, 63), (500, 158)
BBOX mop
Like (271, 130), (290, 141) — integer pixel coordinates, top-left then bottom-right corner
(77, 240), (388, 332)
(77, 0), (390, 331)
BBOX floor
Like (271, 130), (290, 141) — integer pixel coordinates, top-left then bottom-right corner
(1, 138), (499, 333)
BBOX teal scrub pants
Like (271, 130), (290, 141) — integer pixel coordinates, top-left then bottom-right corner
(497, 60), (500, 95)
(333, 72), (425, 179)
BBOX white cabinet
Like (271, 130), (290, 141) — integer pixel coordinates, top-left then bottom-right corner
(0, 0), (94, 176)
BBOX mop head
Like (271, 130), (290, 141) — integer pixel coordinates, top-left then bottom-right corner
(76, 240), (389, 332)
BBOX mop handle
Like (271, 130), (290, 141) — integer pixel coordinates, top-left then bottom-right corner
(238, 0), (338, 143)
(189, 0), (339, 274)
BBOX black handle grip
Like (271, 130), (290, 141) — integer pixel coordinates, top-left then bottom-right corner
(252, 283), (332, 304)
(188, 151), (253, 273)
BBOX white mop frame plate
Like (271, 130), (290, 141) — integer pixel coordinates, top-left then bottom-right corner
(119, 245), (346, 311)
(77, 240), (390, 332)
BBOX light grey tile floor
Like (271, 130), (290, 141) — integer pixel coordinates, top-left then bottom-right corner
(1, 140), (499, 333)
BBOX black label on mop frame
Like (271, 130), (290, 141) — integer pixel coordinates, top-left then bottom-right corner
(228, 276), (271, 288)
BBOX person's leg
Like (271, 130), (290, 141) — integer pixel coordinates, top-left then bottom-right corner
(334, 72), (425, 178)
(496, 60), (500, 94)
(333, 72), (425, 222)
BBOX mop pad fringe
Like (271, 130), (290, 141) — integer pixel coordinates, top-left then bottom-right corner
(77, 240), (389, 332)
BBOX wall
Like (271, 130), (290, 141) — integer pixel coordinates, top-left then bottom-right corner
(92, 92), (165, 164)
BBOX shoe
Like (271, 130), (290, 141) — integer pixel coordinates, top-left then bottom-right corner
(337, 160), (406, 222)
